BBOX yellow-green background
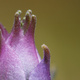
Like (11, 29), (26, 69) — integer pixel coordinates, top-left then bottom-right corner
(0, 0), (80, 80)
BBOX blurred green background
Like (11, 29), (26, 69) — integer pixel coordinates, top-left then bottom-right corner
(0, 0), (80, 80)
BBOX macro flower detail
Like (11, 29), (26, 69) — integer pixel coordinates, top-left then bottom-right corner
(0, 10), (51, 80)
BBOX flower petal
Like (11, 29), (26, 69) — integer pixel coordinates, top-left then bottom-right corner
(7, 10), (41, 79)
(0, 30), (25, 80)
(29, 44), (51, 80)
(15, 13), (41, 78)
(0, 23), (9, 40)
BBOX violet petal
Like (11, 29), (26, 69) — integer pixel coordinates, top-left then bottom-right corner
(29, 44), (51, 80)
(0, 30), (25, 80)
(6, 10), (41, 79)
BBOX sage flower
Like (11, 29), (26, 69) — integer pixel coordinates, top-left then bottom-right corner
(0, 10), (51, 80)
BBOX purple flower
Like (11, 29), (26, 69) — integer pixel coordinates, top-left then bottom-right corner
(0, 10), (51, 80)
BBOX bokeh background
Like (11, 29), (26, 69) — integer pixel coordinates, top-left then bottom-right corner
(0, 0), (80, 80)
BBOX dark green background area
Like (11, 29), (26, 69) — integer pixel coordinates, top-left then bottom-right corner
(0, 0), (80, 80)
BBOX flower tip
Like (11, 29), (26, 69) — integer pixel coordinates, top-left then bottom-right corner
(25, 9), (32, 21)
(17, 10), (22, 14)
(25, 12), (31, 21)
(15, 12), (19, 17)
(25, 11), (30, 16)
(14, 12), (20, 22)
(41, 44), (47, 49)
(41, 44), (50, 54)
(32, 15), (36, 24)
(32, 15), (36, 19)
(27, 9), (32, 14)
(41, 44), (50, 62)
(15, 10), (22, 20)
(25, 9), (32, 19)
